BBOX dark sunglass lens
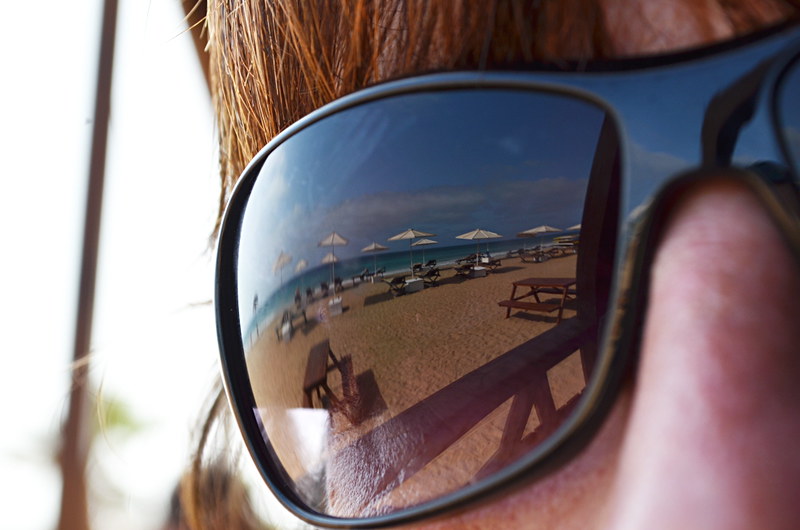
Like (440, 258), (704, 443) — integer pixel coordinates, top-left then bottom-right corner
(777, 54), (800, 172)
(233, 88), (618, 518)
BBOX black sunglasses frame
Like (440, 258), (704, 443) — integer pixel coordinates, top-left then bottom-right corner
(215, 21), (800, 529)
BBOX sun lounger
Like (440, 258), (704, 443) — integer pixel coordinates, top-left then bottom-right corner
(275, 310), (294, 341)
(457, 253), (478, 265)
(484, 258), (502, 270)
(353, 268), (371, 284)
(422, 267), (441, 286)
(520, 249), (549, 263)
(454, 264), (473, 277)
(384, 276), (407, 296)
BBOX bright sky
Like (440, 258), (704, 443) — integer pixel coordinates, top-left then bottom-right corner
(0, 1), (258, 528)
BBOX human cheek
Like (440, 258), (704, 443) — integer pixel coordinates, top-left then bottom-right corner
(407, 390), (632, 530)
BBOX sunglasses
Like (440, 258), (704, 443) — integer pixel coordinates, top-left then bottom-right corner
(215, 20), (800, 528)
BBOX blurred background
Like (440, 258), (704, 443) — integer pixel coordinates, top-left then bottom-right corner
(1, 1), (227, 527)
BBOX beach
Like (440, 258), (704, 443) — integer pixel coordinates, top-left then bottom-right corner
(246, 252), (587, 515)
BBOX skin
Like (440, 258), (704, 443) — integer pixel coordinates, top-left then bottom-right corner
(407, 4), (800, 530)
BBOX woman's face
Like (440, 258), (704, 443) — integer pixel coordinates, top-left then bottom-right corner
(406, 3), (800, 528)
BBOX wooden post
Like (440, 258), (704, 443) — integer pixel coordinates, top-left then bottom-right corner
(57, 1), (118, 529)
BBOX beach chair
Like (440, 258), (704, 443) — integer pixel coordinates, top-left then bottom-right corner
(485, 257), (502, 270)
(457, 253), (478, 265)
(423, 259), (437, 269)
(384, 276), (407, 297)
(334, 277), (344, 293)
(412, 263), (424, 275)
(320, 282), (330, 297)
(422, 267), (441, 286)
(373, 267), (386, 279)
(275, 310), (293, 341)
(454, 264), (473, 277)
(520, 248), (549, 263)
(353, 268), (370, 284)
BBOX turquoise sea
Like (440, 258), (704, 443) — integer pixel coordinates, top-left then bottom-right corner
(245, 234), (570, 339)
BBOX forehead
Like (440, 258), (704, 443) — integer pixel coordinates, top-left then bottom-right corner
(600, 0), (792, 57)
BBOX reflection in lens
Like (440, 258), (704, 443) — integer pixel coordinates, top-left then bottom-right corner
(778, 55), (800, 170)
(235, 89), (617, 517)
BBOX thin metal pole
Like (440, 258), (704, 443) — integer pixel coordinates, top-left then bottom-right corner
(58, 0), (118, 528)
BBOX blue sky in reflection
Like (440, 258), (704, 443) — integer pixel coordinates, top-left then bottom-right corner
(237, 90), (603, 315)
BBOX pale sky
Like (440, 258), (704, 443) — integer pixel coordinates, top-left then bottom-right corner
(0, 1), (267, 528)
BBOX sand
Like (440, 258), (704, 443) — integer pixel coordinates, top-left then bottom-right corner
(244, 252), (588, 516)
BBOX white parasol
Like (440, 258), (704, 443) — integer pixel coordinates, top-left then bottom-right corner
(517, 225), (562, 237)
(456, 229), (502, 265)
(318, 232), (349, 289)
(517, 225), (562, 249)
(361, 241), (389, 275)
(273, 250), (292, 285)
(411, 238), (439, 264)
(388, 228), (436, 275)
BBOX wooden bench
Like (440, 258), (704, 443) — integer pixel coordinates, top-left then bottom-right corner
(535, 287), (577, 297)
(302, 340), (341, 408)
(498, 299), (560, 317)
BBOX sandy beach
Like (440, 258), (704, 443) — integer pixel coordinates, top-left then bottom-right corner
(245, 252), (587, 516)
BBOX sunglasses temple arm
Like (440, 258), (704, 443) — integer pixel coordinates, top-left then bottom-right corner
(701, 60), (771, 167)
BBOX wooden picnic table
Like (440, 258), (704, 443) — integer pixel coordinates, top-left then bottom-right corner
(302, 340), (341, 408)
(498, 277), (577, 323)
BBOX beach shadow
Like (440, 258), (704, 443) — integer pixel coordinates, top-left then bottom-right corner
(328, 360), (388, 425)
(300, 318), (320, 336)
(490, 265), (524, 274)
(506, 297), (577, 323)
(329, 319), (596, 510)
(510, 312), (560, 324)
(345, 370), (389, 423)
(436, 274), (471, 287)
(363, 292), (394, 307)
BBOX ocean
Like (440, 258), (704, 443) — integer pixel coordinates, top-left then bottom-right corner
(245, 234), (569, 339)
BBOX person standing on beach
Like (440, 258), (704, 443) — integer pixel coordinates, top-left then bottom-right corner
(179, 1), (800, 529)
